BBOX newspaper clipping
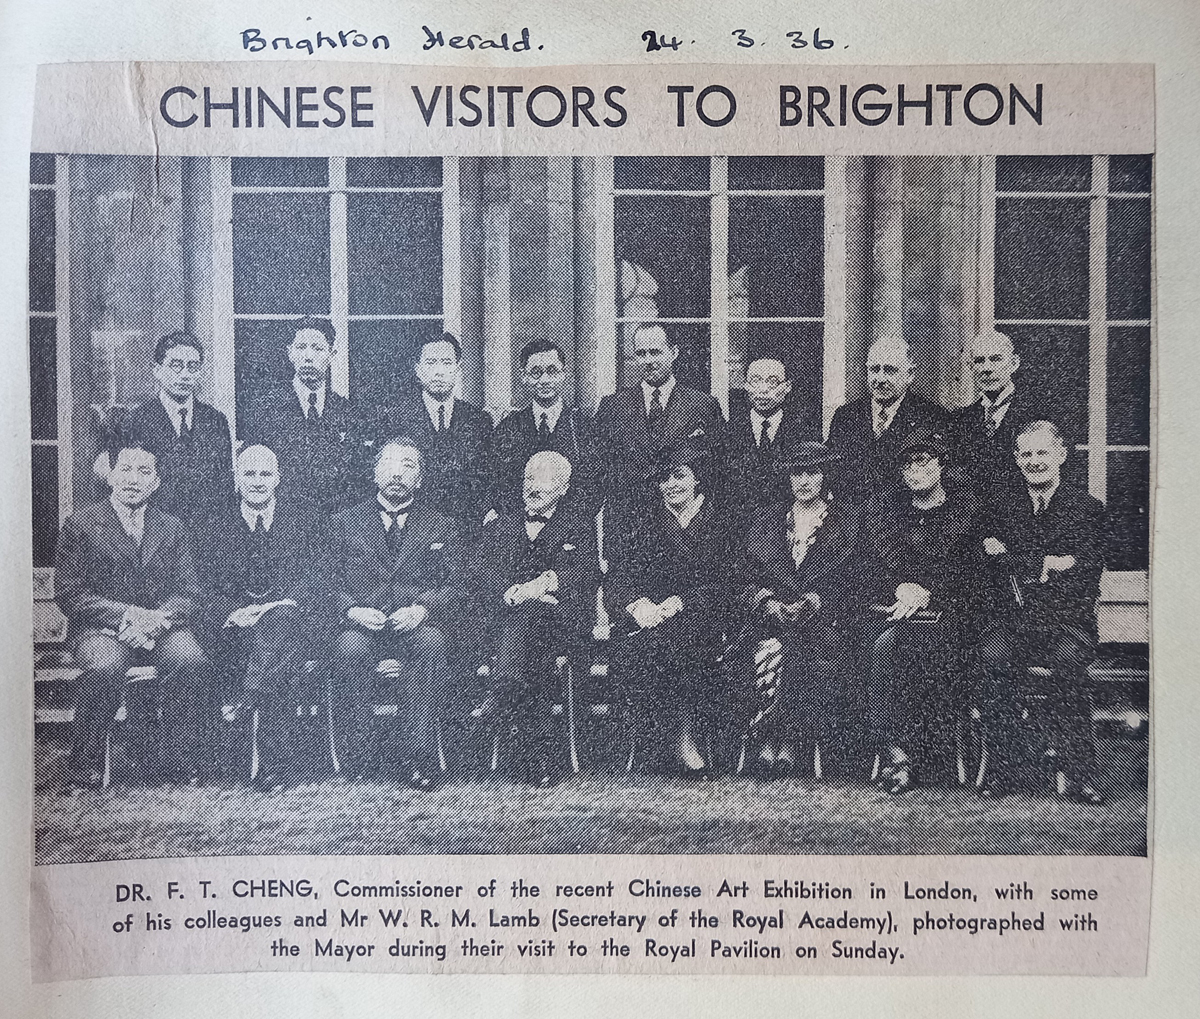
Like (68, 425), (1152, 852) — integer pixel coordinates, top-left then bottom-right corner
(28, 60), (1153, 980)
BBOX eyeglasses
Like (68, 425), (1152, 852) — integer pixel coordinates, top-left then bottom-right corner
(165, 359), (202, 374)
(746, 375), (786, 389)
(525, 366), (564, 378)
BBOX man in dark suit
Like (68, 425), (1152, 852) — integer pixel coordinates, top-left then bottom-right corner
(482, 339), (593, 520)
(371, 333), (493, 526)
(238, 316), (363, 515)
(123, 331), (233, 523)
(827, 336), (949, 505)
(727, 354), (821, 519)
(471, 451), (598, 785)
(326, 439), (464, 788)
(197, 444), (324, 792)
(973, 420), (1107, 804)
(592, 323), (726, 518)
(951, 329), (1043, 495)
(54, 441), (209, 790)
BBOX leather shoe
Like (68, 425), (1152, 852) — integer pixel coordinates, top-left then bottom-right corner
(253, 772), (287, 794)
(886, 762), (916, 795)
(1064, 781), (1106, 806)
(406, 767), (438, 792)
(61, 769), (104, 795)
(977, 774), (1011, 799)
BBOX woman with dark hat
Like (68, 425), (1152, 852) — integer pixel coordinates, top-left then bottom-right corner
(604, 437), (737, 777)
(738, 441), (862, 779)
(857, 427), (985, 794)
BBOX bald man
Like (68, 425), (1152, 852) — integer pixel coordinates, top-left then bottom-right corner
(826, 337), (950, 504)
(470, 451), (599, 786)
(196, 444), (324, 791)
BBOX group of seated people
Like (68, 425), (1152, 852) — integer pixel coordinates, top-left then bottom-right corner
(51, 318), (1108, 806)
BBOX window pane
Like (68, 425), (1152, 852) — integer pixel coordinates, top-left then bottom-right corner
(1003, 324), (1090, 447)
(349, 319), (445, 413)
(730, 321), (823, 415)
(729, 195), (823, 318)
(231, 157), (328, 188)
(32, 446), (58, 569)
(996, 155), (1091, 192)
(347, 192), (442, 315)
(30, 317), (57, 440)
(29, 153), (55, 186)
(1107, 198), (1151, 321)
(615, 196), (710, 318)
(347, 157), (442, 188)
(1109, 155), (1152, 194)
(619, 322), (710, 392)
(614, 157), (709, 191)
(233, 193), (330, 314)
(29, 189), (55, 313)
(1107, 326), (1151, 446)
(1107, 451), (1149, 571)
(995, 198), (1089, 320)
(233, 319), (312, 434)
(728, 156), (823, 191)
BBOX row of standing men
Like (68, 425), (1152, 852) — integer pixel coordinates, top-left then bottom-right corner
(52, 319), (1105, 801)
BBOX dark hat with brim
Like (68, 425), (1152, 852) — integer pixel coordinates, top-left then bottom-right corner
(897, 427), (951, 464)
(646, 435), (710, 482)
(775, 441), (839, 475)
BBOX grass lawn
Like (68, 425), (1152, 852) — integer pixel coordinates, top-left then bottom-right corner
(33, 737), (1147, 862)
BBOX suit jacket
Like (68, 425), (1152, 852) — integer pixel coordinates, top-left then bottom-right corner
(197, 497), (325, 628)
(54, 500), (202, 643)
(950, 387), (1046, 497)
(592, 382), (727, 510)
(725, 397), (821, 516)
(980, 483), (1106, 638)
(325, 497), (465, 626)
(239, 384), (364, 514)
(826, 392), (950, 505)
(483, 405), (595, 516)
(740, 500), (863, 624)
(371, 394), (494, 522)
(124, 398), (233, 522)
(471, 503), (600, 643)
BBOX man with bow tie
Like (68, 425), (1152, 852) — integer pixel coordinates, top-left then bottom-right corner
(238, 316), (364, 515)
(122, 332), (233, 524)
(325, 439), (464, 788)
(196, 444), (324, 792)
(826, 336), (949, 505)
(950, 329), (1045, 496)
(972, 420), (1107, 804)
(470, 451), (598, 786)
(53, 441), (209, 790)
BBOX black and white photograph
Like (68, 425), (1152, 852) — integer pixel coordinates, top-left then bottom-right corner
(29, 149), (1150, 862)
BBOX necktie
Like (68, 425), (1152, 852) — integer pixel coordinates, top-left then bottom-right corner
(983, 395), (1009, 438)
(307, 391), (318, 424)
(759, 419), (773, 450)
(253, 512), (265, 533)
(525, 513), (551, 524)
(178, 407), (190, 438)
(383, 509), (401, 548)
(538, 412), (550, 440)
(873, 403), (889, 438)
(437, 404), (446, 432)
(1033, 494), (1045, 516)
(648, 387), (663, 431)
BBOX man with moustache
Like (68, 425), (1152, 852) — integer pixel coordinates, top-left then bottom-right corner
(972, 420), (1107, 803)
(239, 317), (363, 515)
(54, 441), (209, 790)
(827, 336), (949, 505)
(371, 333), (493, 525)
(592, 323), (726, 519)
(326, 440), (463, 788)
(197, 444), (324, 792)
(482, 339), (593, 519)
(951, 329), (1044, 494)
(726, 354), (821, 518)
(124, 332), (233, 523)
(471, 451), (598, 785)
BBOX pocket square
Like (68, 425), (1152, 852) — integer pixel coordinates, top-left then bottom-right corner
(430, 542), (444, 550)
(563, 543), (576, 551)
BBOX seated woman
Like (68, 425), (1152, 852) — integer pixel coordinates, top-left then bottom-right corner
(604, 439), (736, 777)
(857, 428), (984, 794)
(739, 442), (862, 780)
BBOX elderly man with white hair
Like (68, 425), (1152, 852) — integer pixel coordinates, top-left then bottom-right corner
(471, 450), (598, 787)
(826, 336), (950, 505)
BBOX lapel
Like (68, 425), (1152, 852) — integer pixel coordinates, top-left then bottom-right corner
(140, 507), (167, 566)
(356, 500), (391, 568)
(389, 502), (433, 576)
(100, 500), (143, 567)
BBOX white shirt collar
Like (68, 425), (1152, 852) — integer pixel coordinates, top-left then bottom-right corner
(422, 391), (455, 428)
(1030, 480), (1060, 513)
(750, 407), (783, 441)
(872, 393), (902, 428)
(241, 499), (276, 532)
(981, 382), (1015, 410)
(159, 392), (195, 434)
(642, 376), (676, 413)
(530, 400), (564, 431)
(667, 492), (704, 529)
(293, 377), (327, 417)
(109, 496), (146, 537)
